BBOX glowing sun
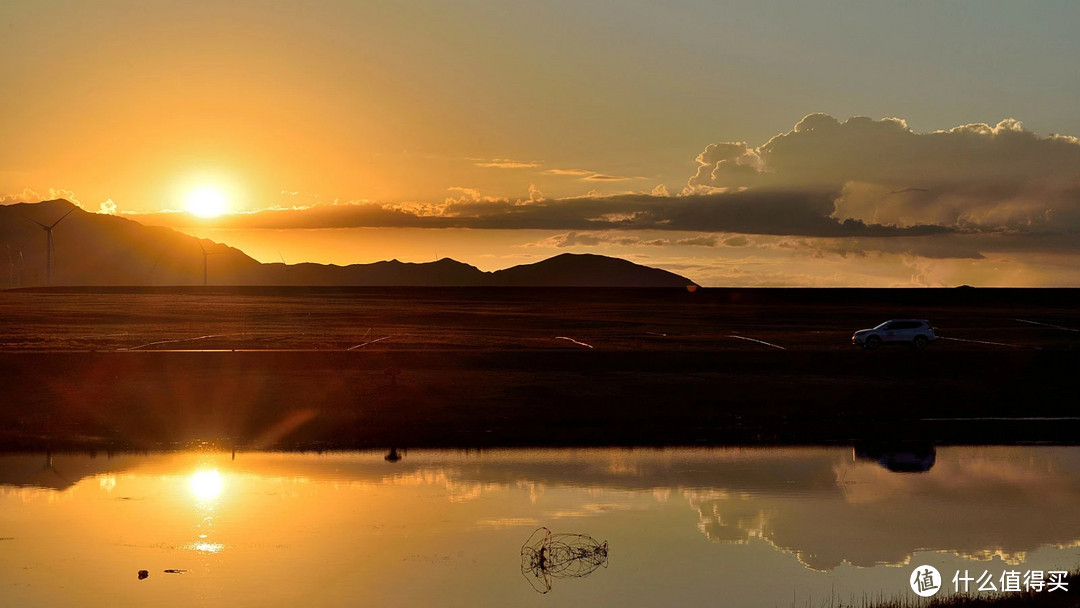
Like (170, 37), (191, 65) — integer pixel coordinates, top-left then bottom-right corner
(190, 469), (224, 501)
(185, 186), (229, 218)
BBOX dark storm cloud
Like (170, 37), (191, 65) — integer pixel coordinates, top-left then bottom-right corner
(124, 113), (1080, 259)
(690, 114), (1080, 231)
(130, 190), (950, 238)
(781, 236), (988, 260)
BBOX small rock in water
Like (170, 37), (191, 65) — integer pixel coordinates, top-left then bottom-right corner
(163, 569), (187, 574)
(137, 570), (149, 580)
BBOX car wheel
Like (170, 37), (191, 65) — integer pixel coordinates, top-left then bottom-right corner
(864, 335), (881, 350)
(912, 335), (928, 350)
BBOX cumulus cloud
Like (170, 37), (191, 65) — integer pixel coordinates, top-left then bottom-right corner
(1, 187), (82, 207)
(0, 188), (42, 205)
(97, 199), (117, 215)
(49, 188), (81, 207)
(689, 114), (1080, 232)
(688, 142), (762, 190)
(118, 114), (1080, 272)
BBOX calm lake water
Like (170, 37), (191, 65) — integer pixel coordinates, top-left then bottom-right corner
(1, 447), (1078, 607)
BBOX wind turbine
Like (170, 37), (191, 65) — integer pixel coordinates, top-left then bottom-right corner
(12, 237), (30, 287)
(4, 239), (29, 287)
(142, 250), (165, 286)
(197, 240), (223, 286)
(4, 242), (13, 287)
(279, 251), (293, 285)
(23, 208), (75, 285)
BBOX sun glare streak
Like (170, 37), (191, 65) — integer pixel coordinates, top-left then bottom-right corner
(190, 469), (224, 502)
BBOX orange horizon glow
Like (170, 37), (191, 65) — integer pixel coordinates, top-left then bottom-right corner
(3, 3), (1080, 286)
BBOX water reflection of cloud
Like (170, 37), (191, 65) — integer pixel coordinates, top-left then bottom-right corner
(98, 475), (117, 492)
(475, 517), (540, 529)
(0, 485), (82, 504)
(383, 469), (506, 502)
(3, 447), (1079, 574)
(516, 480), (545, 504)
(549, 501), (643, 520)
(687, 448), (1080, 570)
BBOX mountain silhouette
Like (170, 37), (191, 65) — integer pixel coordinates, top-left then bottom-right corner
(491, 253), (690, 287)
(0, 200), (696, 287)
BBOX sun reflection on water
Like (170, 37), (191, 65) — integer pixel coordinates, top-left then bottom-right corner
(188, 468), (226, 554)
(3, 449), (1080, 607)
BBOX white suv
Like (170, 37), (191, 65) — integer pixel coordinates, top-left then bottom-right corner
(852, 319), (936, 350)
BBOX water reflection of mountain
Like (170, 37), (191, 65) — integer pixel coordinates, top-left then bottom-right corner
(2, 447), (1079, 571)
(0, 453), (147, 491)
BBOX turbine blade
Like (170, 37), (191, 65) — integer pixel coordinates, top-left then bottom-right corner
(20, 214), (49, 229)
(48, 207), (77, 228)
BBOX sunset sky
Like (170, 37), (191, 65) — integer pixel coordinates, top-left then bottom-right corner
(3, 1), (1080, 285)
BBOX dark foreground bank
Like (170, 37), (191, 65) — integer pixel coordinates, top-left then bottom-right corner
(3, 287), (1079, 450)
(1, 348), (1078, 451)
(862, 571), (1079, 608)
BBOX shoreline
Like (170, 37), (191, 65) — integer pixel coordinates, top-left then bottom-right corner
(2, 349), (1077, 452)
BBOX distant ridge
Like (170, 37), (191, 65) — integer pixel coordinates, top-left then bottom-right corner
(0, 200), (696, 288)
(491, 253), (690, 287)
